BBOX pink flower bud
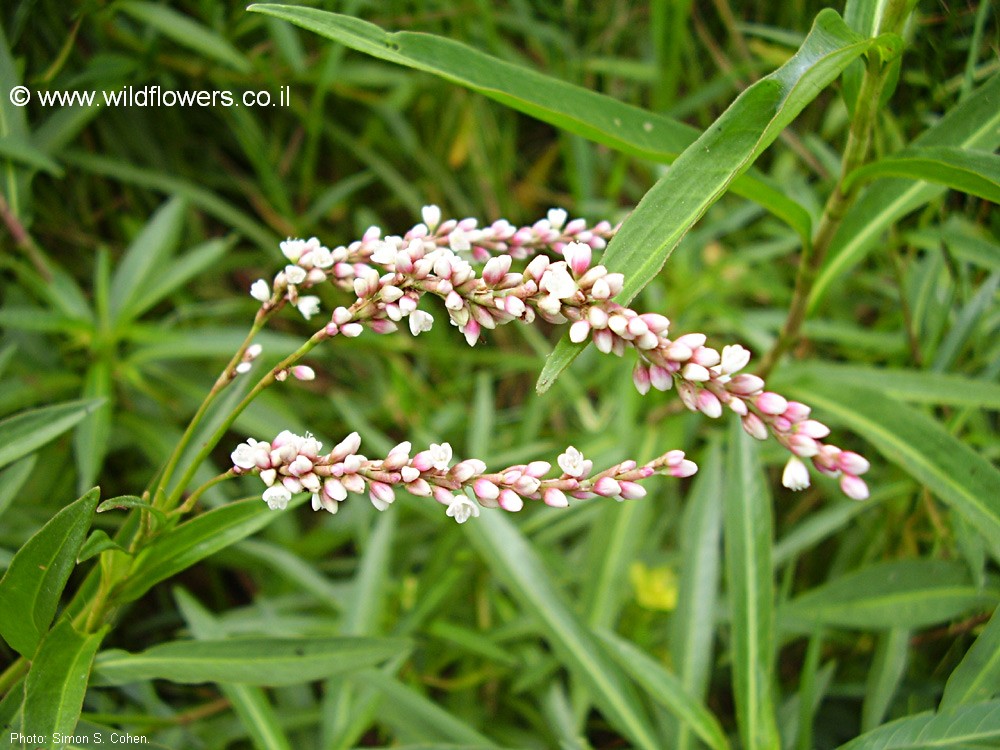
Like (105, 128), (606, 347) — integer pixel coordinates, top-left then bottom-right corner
(590, 278), (611, 299)
(341, 323), (363, 338)
(369, 319), (398, 335)
(742, 413), (769, 440)
(432, 485), (455, 505)
(594, 328), (614, 354)
(473, 478), (500, 501)
(608, 315), (629, 337)
(341, 473), (365, 494)
(727, 374), (765, 395)
(639, 313), (670, 334)
(542, 487), (569, 507)
(669, 460), (698, 478)
(840, 474), (869, 500)
(618, 481), (647, 499)
(787, 434), (819, 457)
(593, 477), (622, 497)
(588, 306), (609, 329)
(323, 478), (347, 502)
(633, 362), (651, 395)
(691, 347), (721, 367)
(406, 477), (432, 496)
(697, 390), (723, 418)
(330, 432), (362, 463)
(665, 342), (693, 362)
(288, 455), (313, 477)
(499, 489), (524, 512)
(564, 242), (592, 276)
(782, 401), (812, 422)
(838, 451), (870, 475)
(682, 363), (711, 382)
(462, 319), (481, 346)
(756, 392), (788, 415)
(525, 461), (551, 478)
(292, 366), (315, 381)
(796, 420), (830, 439)
(649, 365), (673, 392)
(570, 320), (591, 343)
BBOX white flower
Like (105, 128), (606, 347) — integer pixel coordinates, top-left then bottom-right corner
(428, 442), (452, 471)
(250, 279), (271, 302)
(422, 204), (442, 231)
(547, 207), (568, 230)
(231, 439), (259, 469)
(449, 227), (471, 252)
(235, 362), (252, 374)
(284, 265), (307, 285)
(557, 446), (592, 478)
(370, 241), (397, 265)
(311, 244), (334, 269)
(539, 262), (578, 300)
(262, 485), (292, 510)
(297, 296), (321, 320)
(408, 310), (434, 336)
(782, 456), (811, 491)
(280, 238), (307, 263)
(446, 494), (481, 524)
(719, 344), (751, 375)
(312, 492), (339, 514)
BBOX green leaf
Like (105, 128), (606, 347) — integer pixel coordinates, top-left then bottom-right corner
(773, 363), (1000, 409)
(669, 439), (724, 750)
(811, 72), (1000, 312)
(597, 630), (730, 750)
(784, 380), (1000, 555)
(836, 701), (1000, 750)
(843, 146), (1000, 203)
(536, 9), (883, 392)
(0, 488), (100, 657)
(465, 512), (661, 750)
(246, 4), (811, 242)
(115, 495), (305, 603)
(108, 197), (186, 322)
(92, 636), (409, 686)
(782, 560), (997, 631)
(175, 588), (294, 750)
(724, 423), (780, 750)
(0, 454), (37, 522)
(77, 530), (129, 564)
(940, 605), (1000, 709)
(0, 398), (106, 471)
(862, 627), (910, 731)
(117, 1), (251, 73)
(23, 618), (105, 750)
(0, 134), (63, 175)
(73, 361), (113, 492)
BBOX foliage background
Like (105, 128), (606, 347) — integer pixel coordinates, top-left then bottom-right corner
(0, 1), (998, 748)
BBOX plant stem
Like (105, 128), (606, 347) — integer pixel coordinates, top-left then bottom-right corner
(163, 326), (330, 510)
(153, 301), (278, 506)
(173, 471), (235, 516)
(0, 657), (27, 696)
(758, 52), (888, 378)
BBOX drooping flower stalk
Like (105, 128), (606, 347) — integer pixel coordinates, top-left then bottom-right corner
(248, 206), (870, 500)
(231, 431), (697, 523)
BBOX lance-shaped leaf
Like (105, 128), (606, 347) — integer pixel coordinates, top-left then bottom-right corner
(0, 488), (100, 657)
(940, 605), (1000, 709)
(537, 10), (894, 392)
(842, 146), (1000, 203)
(836, 701), (1000, 749)
(0, 398), (105, 470)
(23, 618), (106, 750)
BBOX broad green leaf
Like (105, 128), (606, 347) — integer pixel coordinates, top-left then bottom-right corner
(465, 512), (661, 750)
(837, 701), (1000, 749)
(0, 398), (105, 470)
(117, 2), (251, 72)
(92, 636), (409, 686)
(23, 618), (105, 750)
(175, 588), (294, 750)
(843, 147), (1000, 203)
(597, 630), (730, 750)
(773, 363), (1000, 409)
(73, 360), (113, 492)
(784, 380), (1000, 554)
(669, 439), (724, 750)
(782, 560), (997, 631)
(247, 4), (811, 241)
(940, 605), (1000, 709)
(116, 495), (306, 603)
(724, 423), (780, 750)
(0, 488), (100, 657)
(108, 197), (186, 322)
(76, 530), (128, 563)
(811, 72), (1000, 311)
(0, 454), (36, 522)
(536, 9), (888, 392)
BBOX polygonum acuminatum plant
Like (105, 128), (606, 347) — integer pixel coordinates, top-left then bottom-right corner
(222, 205), (870, 525)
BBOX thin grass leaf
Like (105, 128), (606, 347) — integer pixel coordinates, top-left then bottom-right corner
(843, 146), (1000, 203)
(465, 512), (661, 750)
(862, 628), (910, 731)
(23, 617), (106, 750)
(0, 454), (36, 522)
(0, 488), (99, 657)
(725, 422), (780, 750)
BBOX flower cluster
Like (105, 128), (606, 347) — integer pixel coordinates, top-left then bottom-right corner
(249, 207), (870, 499)
(231, 431), (697, 523)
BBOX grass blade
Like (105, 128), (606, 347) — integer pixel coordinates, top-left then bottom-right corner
(941, 605), (1000, 710)
(0, 398), (105, 470)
